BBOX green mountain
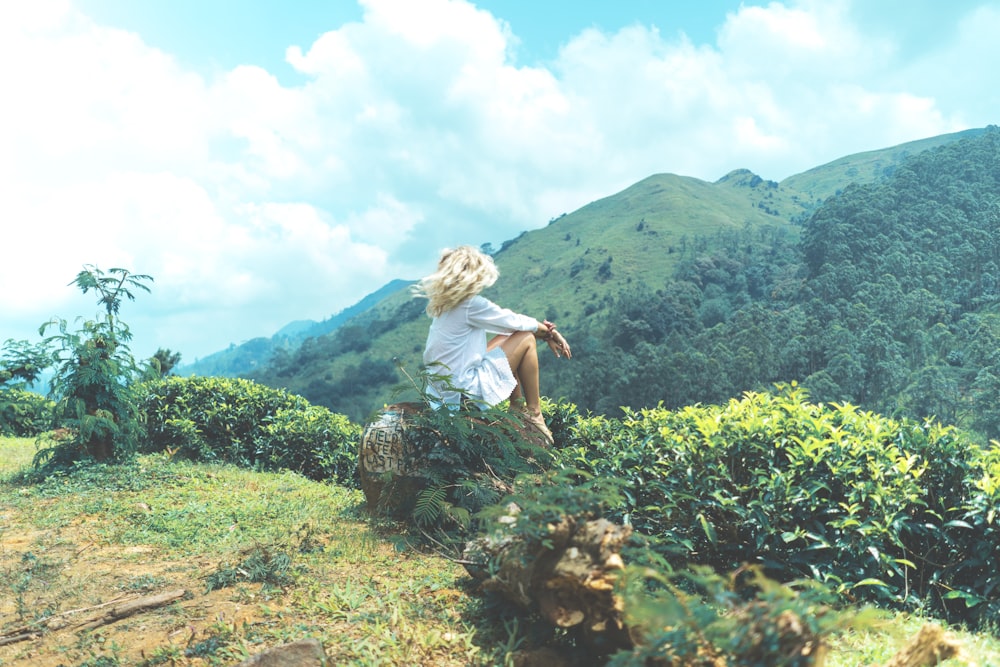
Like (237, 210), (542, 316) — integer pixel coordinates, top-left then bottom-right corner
(178, 279), (413, 378)
(780, 127), (985, 203)
(248, 126), (998, 430)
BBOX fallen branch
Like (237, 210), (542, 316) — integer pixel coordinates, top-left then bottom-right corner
(77, 589), (187, 630)
(0, 632), (38, 648)
(0, 589), (187, 645)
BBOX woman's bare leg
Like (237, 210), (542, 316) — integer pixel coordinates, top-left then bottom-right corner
(499, 331), (541, 416)
(486, 334), (508, 352)
(488, 335), (524, 404)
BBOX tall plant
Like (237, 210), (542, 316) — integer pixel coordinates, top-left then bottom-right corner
(37, 266), (152, 464)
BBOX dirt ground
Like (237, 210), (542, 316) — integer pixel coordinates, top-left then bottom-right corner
(0, 510), (299, 666)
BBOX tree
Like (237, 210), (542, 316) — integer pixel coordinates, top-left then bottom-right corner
(149, 348), (182, 377)
(38, 266), (153, 464)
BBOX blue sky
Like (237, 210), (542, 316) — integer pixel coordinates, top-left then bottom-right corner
(2, 0), (998, 365)
(72, 1), (979, 74)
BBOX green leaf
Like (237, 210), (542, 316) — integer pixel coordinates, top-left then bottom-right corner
(697, 513), (717, 545)
(942, 590), (985, 608)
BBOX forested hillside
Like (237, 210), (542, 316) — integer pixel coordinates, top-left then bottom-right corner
(574, 126), (1000, 436)
(179, 279), (414, 378)
(249, 127), (1000, 438)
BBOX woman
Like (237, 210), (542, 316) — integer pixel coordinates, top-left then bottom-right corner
(413, 245), (571, 444)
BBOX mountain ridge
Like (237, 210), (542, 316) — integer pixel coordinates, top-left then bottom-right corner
(178, 278), (415, 378)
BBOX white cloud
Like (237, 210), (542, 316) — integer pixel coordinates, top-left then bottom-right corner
(0, 0), (991, 363)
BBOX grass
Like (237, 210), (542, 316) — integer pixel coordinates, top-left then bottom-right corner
(1, 435), (998, 666)
(0, 438), (505, 666)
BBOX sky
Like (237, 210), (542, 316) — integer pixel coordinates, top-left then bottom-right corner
(1, 0), (998, 366)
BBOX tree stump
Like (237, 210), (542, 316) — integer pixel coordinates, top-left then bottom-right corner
(463, 506), (634, 653)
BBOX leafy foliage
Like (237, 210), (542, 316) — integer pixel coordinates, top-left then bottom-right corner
(148, 348), (181, 377)
(204, 545), (295, 592)
(1, 339), (54, 436)
(35, 266), (153, 466)
(554, 384), (1000, 627)
(0, 387), (54, 437)
(138, 375), (360, 483)
(361, 367), (556, 546)
(382, 400), (547, 537)
(608, 565), (867, 667)
(475, 466), (628, 547)
(0, 339), (50, 387)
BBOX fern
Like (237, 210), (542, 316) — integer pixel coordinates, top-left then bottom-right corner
(413, 485), (448, 527)
(377, 365), (551, 547)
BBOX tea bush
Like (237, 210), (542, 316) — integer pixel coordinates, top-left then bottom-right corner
(607, 564), (865, 667)
(0, 388), (54, 437)
(555, 383), (1000, 626)
(138, 375), (359, 484)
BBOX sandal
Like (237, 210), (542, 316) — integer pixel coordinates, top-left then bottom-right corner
(524, 413), (554, 447)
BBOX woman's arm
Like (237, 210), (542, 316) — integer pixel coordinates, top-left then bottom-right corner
(472, 298), (571, 359)
(467, 296), (540, 333)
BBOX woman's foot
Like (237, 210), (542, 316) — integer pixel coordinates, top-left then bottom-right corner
(524, 412), (554, 447)
(508, 398), (528, 414)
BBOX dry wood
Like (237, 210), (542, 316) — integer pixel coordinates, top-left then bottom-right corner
(881, 624), (963, 667)
(0, 632), (38, 647)
(78, 588), (187, 630)
(463, 510), (633, 652)
(0, 589), (187, 645)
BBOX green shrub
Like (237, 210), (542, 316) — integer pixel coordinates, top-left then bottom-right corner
(138, 375), (360, 483)
(608, 564), (864, 667)
(255, 404), (359, 485)
(0, 388), (54, 437)
(556, 383), (1000, 626)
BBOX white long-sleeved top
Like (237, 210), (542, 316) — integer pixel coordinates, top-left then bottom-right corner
(422, 295), (539, 407)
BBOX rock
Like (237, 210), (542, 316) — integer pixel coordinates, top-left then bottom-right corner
(882, 624), (963, 667)
(234, 638), (328, 667)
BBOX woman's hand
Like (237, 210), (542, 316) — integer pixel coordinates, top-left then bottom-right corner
(540, 320), (572, 359)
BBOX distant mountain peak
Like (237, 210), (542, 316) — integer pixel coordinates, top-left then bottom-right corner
(715, 169), (778, 189)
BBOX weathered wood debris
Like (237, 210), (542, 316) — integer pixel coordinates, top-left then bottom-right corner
(463, 505), (634, 654)
(0, 589), (187, 646)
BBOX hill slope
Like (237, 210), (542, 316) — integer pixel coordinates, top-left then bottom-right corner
(178, 279), (413, 378)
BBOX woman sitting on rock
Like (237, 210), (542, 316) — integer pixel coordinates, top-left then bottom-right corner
(412, 245), (571, 444)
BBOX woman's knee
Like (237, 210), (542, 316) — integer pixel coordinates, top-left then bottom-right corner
(501, 331), (535, 367)
(513, 331), (537, 356)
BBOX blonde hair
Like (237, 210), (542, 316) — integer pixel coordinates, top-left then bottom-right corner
(412, 245), (499, 317)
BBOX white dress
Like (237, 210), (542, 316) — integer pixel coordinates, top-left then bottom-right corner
(422, 295), (539, 408)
